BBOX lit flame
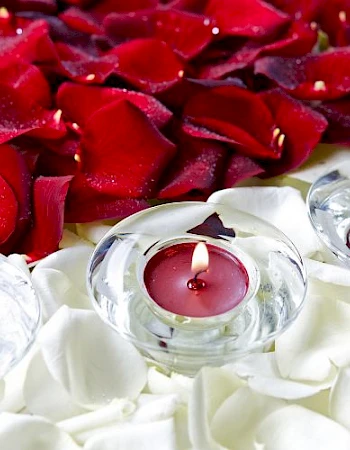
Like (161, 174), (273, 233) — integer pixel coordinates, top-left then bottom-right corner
(191, 242), (209, 274)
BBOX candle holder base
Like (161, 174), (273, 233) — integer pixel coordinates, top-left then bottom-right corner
(87, 201), (307, 376)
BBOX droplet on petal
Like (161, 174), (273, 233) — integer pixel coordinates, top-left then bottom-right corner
(0, 7), (10, 19)
(310, 21), (318, 30)
(85, 74), (96, 81)
(203, 18), (210, 26)
(313, 80), (326, 91)
(178, 70), (185, 78)
(16, 28), (23, 35)
(53, 109), (62, 124)
(339, 11), (347, 23)
(212, 27), (220, 35)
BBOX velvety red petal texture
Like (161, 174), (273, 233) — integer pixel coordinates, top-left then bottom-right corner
(89, 0), (157, 17)
(224, 153), (265, 187)
(165, 0), (209, 12)
(318, 0), (350, 47)
(267, 0), (325, 21)
(0, 176), (18, 245)
(205, 0), (290, 38)
(260, 89), (328, 175)
(255, 49), (350, 100)
(182, 86), (280, 159)
(81, 99), (176, 197)
(201, 21), (317, 79)
(2, 0), (57, 14)
(317, 99), (350, 144)
(21, 176), (73, 261)
(65, 174), (149, 222)
(110, 38), (184, 93)
(158, 135), (227, 199)
(57, 82), (172, 128)
(59, 7), (104, 35)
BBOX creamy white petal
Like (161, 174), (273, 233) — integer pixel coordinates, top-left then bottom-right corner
(306, 259), (350, 287)
(188, 367), (244, 450)
(7, 254), (30, 277)
(76, 223), (113, 245)
(33, 247), (93, 294)
(24, 350), (87, 421)
(0, 380), (4, 402)
(256, 404), (350, 450)
(330, 366), (350, 429)
(84, 419), (177, 450)
(60, 229), (93, 249)
(38, 306), (147, 409)
(0, 413), (81, 450)
(210, 387), (284, 450)
(32, 268), (92, 322)
(276, 288), (350, 381)
(131, 393), (181, 424)
(147, 367), (193, 402)
(295, 389), (331, 416)
(208, 186), (321, 256)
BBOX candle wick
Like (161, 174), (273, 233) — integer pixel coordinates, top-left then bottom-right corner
(187, 270), (207, 291)
(193, 269), (207, 282)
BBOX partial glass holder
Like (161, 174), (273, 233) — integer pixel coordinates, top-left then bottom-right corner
(0, 255), (41, 379)
(87, 201), (307, 376)
(307, 161), (350, 267)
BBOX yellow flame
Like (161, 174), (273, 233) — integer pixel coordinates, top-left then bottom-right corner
(191, 242), (209, 274)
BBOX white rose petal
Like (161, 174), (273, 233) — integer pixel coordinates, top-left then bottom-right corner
(60, 229), (93, 249)
(276, 287), (350, 381)
(295, 389), (331, 416)
(188, 367), (245, 450)
(0, 380), (4, 402)
(208, 186), (321, 256)
(24, 350), (87, 421)
(84, 418), (177, 450)
(147, 367), (193, 402)
(211, 387), (284, 450)
(38, 306), (147, 409)
(0, 413), (81, 450)
(306, 259), (350, 287)
(76, 223), (113, 244)
(330, 366), (350, 429)
(7, 254), (30, 277)
(131, 393), (181, 424)
(256, 404), (350, 450)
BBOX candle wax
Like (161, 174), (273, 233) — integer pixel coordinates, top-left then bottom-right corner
(144, 242), (249, 318)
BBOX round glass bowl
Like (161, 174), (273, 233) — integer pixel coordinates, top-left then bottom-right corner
(307, 161), (350, 267)
(87, 202), (307, 376)
(0, 256), (41, 379)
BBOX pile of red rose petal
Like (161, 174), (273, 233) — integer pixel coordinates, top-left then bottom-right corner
(0, 0), (349, 261)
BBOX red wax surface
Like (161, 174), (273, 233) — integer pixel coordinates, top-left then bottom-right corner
(144, 242), (249, 318)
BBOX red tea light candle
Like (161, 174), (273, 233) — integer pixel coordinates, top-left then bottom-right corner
(144, 242), (249, 318)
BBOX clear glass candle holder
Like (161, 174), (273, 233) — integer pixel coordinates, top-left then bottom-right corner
(0, 256), (41, 379)
(307, 161), (350, 267)
(87, 201), (307, 376)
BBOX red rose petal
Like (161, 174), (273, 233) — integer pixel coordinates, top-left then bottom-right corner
(59, 7), (104, 35)
(65, 174), (149, 223)
(255, 49), (350, 100)
(57, 82), (172, 128)
(260, 89), (328, 175)
(318, 1), (350, 47)
(21, 176), (73, 261)
(110, 38), (184, 94)
(158, 135), (227, 199)
(164, 0), (208, 13)
(89, 0), (157, 17)
(37, 152), (78, 176)
(81, 99), (176, 197)
(316, 99), (350, 144)
(201, 20), (317, 79)
(52, 42), (119, 84)
(224, 153), (264, 187)
(0, 176), (18, 245)
(205, 0), (290, 38)
(267, 0), (324, 21)
(182, 86), (280, 159)
(4, 0), (57, 14)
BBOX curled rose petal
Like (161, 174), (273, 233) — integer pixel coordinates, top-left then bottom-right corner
(158, 135), (227, 199)
(316, 99), (350, 144)
(182, 85), (280, 159)
(59, 7), (104, 35)
(259, 89), (328, 175)
(65, 174), (149, 223)
(255, 49), (350, 100)
(20, 176), (73, 262)
(224, 153), (264, 187)
(330, 366), (350, 430)
(81, 100), (176, 197)
(110, 38), (184, 94)
(205, 0), (290, 38)
(0, 176), (18, 245)
(57, 82), (172, 128)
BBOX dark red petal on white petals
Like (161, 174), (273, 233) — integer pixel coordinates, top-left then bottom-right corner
(224, 154), (264, 187)
(104, 9), (215, 60)
(56, 82), (172, 128)
(0, 176), (18, 246)
(110, 39), (184, 94)
(259, 89), (328, 175)
(65, 174), (149, 223)
(201, 20), (317, 79)
(205, 0), (290, 38)
(59, 7), (104, 35)
(316, 99), (350, 144)
(0, 85), (65, 144)
(52, 42), (119, 84)
(182, 86), (280, 159)
(255, 49), (350, 101)
(81, 99), (176, 197)
(21, 176), (73, 261)
(158, 136), (227, 199)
